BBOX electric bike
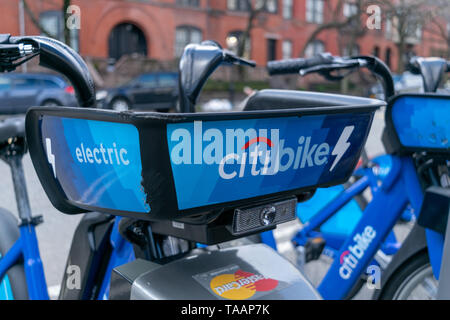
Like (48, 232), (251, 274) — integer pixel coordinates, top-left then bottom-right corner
(265, 54), (450, 299)
(3, 35), (384, 300)
(0, 34), (136, 300)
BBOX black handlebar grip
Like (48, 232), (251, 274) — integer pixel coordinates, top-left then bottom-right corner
(267, 58), (307, 75)
(10, 36), (96, 108)
(267, 55), (326, 75)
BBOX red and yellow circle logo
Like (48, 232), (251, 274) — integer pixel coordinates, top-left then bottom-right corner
(210, 270), (278, 300)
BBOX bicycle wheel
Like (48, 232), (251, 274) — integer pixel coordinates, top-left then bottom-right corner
(0, 208), (29, 300)
(378, 252), (437, 300)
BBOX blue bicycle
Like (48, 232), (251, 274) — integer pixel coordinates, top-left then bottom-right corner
(264, 54), (450, 299)
(0, 35), (141, 300)
(1, 36), (387, 300)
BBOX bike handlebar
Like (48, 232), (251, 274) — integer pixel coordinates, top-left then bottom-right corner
(268, 53), (396, 100)
(0, 34), (96, 108)
(267, 54), (331, 75)
(178, 41), (255, 113)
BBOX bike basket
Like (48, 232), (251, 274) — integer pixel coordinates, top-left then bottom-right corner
(384, 94), (450, 155)
(25, 95), (383, 221)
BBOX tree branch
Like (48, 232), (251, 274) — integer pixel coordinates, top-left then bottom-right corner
(22, 0), (54, 38)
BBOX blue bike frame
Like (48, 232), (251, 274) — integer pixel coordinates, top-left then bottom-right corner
(0, 223), (49, 300)
(97, 217), (135, 300)
(0, 216), (134, 300)
(292, 156), (402, 259)
(315, 155), (434, 299)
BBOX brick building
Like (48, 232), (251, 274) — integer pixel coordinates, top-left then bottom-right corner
(1, 0), (448, 73)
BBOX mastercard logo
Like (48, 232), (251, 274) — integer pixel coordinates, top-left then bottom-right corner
(210, 270), (278, 300)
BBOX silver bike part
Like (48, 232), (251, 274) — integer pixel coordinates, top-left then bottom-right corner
(110, 244), (321, 300)
(393, 263), (438, 300)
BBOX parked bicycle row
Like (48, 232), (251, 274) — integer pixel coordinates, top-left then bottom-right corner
(0, 34), (449, 300)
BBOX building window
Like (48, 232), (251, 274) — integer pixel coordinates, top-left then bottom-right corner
(410, 23), (422, 41)
(282, 0), (293, 19)
(256, 0), (278, 13)
(282, 40), (293, 59)
(228, 0), (277, 13)
(343, 2), (358, 18)
(343, 44), (359, 56)
(226, 31), (251, 59)
(306, 0), (324, 24)
(373, 46), (380, 57)
(40, 10), (79, 52)
(40, 11), (63, 41)
(227, 0), (249, 11)
(175, 26), (202, 57)
(109, 23), (147, 61)
(304, 40), (325, 58)
(385, 18), (393, 39)
(385, 47), (391, 68)
(267, 39), (277, 61)
(176, 0), (200, 7)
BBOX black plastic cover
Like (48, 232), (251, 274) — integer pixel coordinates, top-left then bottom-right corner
(25, 91), (383, 221)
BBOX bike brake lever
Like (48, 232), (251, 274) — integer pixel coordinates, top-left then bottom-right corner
(223, 51), (256, 68)
(0, 42), (39, 72)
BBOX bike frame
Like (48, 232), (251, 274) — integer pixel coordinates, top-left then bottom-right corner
(0, 154), (49, 300)
(0, 223), (48, 300)
(292, 157), (402, 258)
(0, 215), (134, 300)
(269, 56), (449, 299)
(96, 217), (135, 300)
(0, 150), (133, 300)
(316, 155), (425, 299)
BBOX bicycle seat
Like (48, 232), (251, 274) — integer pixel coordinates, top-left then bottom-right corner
(244, 89), (377, 111)
(0, 116), (25, 144)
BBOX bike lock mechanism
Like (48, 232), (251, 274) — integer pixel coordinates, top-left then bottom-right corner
(231, 196), (297, 236)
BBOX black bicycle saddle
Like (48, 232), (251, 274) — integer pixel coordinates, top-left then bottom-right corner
(0, 116), (25, 144)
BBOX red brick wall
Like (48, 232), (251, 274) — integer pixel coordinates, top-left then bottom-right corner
(2, 0), (448, 73)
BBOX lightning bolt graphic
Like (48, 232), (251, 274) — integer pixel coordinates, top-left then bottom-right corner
(330, 126), (355, 172)
(46, 138), (56, 178)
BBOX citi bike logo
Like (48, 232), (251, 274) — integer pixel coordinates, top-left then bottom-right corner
(170, 121), (355, 180)
(339, 226), (377, 280)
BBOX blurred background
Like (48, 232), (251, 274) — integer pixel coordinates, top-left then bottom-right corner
(1, 0), (449, 113)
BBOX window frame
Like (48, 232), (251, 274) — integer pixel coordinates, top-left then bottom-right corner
(40, 10), (79, 52)
(306, 0), (324, 24)
(174, 25), (203, 58)
(282, 0), (293, 19)
(304, 40), (325, 58)
(282, 40), (293, 59)
(228, 0), (278, 14)
(343, 2), (358, 18)
(176, 0), (200, 8)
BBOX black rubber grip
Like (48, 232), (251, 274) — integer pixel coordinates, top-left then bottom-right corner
(267, 56), (325, 75)
(10, 36), (96, 108)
